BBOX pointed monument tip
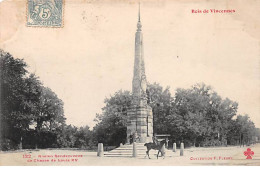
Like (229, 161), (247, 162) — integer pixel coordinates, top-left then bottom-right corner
(138, 1), (141, 22)
(137, 1), (142, 31)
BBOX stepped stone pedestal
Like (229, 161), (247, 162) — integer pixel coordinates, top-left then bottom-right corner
(104, 143), (173, 157)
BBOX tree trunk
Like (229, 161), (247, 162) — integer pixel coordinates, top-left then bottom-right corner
(240, 133), (242, 147)
(19, 136), (23, 149)
(193, 138), (196, 147)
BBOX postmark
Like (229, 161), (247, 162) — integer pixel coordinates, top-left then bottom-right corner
(27, 0), (64, 27)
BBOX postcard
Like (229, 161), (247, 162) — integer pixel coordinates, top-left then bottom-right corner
(0, 0), (259, 166)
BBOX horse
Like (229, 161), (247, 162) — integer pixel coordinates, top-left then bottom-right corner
(144, 139), (167, 159)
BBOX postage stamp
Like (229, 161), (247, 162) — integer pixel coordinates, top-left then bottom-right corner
(27, 0), (64, 27)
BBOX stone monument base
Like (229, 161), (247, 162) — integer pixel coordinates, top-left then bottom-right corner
(126, 105), (153, 143)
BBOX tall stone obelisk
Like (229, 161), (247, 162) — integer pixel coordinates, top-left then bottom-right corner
(126, 3), (153, 143)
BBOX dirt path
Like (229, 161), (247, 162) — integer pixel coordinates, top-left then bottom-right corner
(0, 144), (259, 166)
(228, 143), (260, 165)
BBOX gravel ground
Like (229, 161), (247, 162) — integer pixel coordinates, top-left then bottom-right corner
(0, 144), (259, 166)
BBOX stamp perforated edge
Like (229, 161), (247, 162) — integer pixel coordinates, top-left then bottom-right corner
(26, 0), (65, 28)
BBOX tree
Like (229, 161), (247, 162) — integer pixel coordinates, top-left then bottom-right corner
(92, 82), (259, 147)
(167, 84), (210, 146)
(92, 90), (131, 146)
(57, 124), (78, 148)
(147, 82), (172, 134)
(229, 115), (256, 146)
(0, 49), (66, 150)
(32, 86), (66, 148)
(0, 50), (32, 149)
(167, 83), (238, 147)
(74, 126), (93, 148)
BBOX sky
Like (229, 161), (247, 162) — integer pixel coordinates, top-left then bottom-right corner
(0, 0), (259, 128)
